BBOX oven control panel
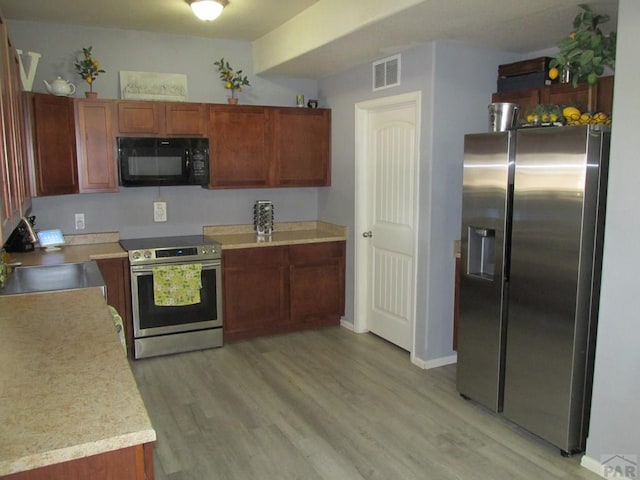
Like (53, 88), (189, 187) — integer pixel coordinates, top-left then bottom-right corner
(128, 244), (221, 264)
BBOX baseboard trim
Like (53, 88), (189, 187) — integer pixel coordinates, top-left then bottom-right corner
(581, 453), (638, 479)
(412, 353), (458, 370)
(340, 319), (355, 331)
(581, 455), (605, 478)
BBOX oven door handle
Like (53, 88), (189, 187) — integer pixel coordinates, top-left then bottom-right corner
(131, 261), (221, 274)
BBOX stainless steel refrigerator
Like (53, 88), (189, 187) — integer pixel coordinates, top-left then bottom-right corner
(456, 125), (609, 455)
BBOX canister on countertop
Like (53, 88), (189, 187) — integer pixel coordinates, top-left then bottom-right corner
(253, 200), (274, 236)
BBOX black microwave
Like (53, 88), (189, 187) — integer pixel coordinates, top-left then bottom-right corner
(117, 137), (209, 187)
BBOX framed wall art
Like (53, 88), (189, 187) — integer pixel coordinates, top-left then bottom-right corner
(119, 71), (188, 101)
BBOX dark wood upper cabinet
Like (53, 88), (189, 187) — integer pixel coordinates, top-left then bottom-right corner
(165, 102), (206, 136)
(209, 105), (272, 188)
(491, 88), (541, 114)
(76, 99), (117, 193)
(492, 75), (615, 115)
(208, 105), (331, 189)
(117, 101), (163, 135)
(25, 99), (333, 197)
(540, 82), (593, 111)
(273, 107), (331, 186)
(28, 93), (78, 196)
(117, 101), (206, 136)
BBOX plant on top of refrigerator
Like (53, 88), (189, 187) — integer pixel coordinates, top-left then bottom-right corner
(549, 4), (616, 88)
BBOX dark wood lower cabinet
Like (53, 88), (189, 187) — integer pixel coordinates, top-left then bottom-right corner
(1, 443), (153, 480)
(223, 246), (290, 341)
(223, 242), (345, 342)
(96, 257), (133, 357)
(289, 242), (345, 324)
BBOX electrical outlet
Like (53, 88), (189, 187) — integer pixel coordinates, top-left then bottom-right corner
(153, 201), (167, 222)
(74, 213), (85, 230)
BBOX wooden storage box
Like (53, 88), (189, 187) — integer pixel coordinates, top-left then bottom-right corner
(497, 57), (553, 93)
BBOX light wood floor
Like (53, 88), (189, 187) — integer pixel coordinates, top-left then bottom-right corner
(130, 327), (601, 480)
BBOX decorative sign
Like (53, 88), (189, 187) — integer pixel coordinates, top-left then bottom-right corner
(16, 49), (41, 92)
(119, 71), (187, 101)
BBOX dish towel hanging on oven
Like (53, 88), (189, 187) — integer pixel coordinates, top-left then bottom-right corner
(152, 264), (203, 306)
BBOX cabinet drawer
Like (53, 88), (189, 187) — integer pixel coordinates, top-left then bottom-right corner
(223, 246), (288, 268)
(289, 241), (345, 263)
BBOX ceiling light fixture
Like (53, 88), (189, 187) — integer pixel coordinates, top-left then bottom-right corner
(187, 0), (227, 21)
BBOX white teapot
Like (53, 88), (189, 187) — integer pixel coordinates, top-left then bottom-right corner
(43, 77), (76, 96)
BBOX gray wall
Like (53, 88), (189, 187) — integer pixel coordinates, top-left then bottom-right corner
(32, 188), (321, 238)
(318, 42), (519, 362)
(8, 20), (318, 105)
(7, 20), (322, 237)
(585, 0), (640, 466)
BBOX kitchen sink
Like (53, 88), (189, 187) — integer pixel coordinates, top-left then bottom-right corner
(0, 261), (106, 296)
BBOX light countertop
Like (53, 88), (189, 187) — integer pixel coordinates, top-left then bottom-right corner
(204, 221), (347, 250)
(0, 288), (156, 475)
(6, 232), (126, 267)
(7, 224), (347, 264)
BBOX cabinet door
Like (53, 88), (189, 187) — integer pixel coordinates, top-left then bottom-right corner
(492, 88), (540, 114)
(76, 100), (117, 193)
(209, 105), (272, 188)
(165, 102), (206, 136)
(541, 82), (593, 111)
(97, 257), (132, 357)
(222, 246), (289, 341)
(595, 75), (614, 115)
(273, 108), (331, 186)
(4, 443), (153, 480)
(6, 45), (29, 208)
(117, 101), (163, 134)
(30, 93), (78, 195)
(0, 29), (27, 234)
(289, 242), (345, 325)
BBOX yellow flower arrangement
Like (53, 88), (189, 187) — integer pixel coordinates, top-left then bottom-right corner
(74, 46), (105, 92)
(214, 57), (251, 98)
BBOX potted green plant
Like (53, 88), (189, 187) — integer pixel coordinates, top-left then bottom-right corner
(550, 4), (616, 88)
(74, 46), (105, 98)
(214, 57), (251, 104)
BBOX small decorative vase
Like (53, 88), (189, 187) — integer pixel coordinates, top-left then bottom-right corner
(85, 91), (98, 99)
(227, 97), (238, 105)
(560, 65), (572, 84)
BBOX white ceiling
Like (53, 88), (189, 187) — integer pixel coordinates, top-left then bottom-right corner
(0, 0), (618, 78)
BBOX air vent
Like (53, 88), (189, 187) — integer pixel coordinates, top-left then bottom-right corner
(372, 54), (400, 91)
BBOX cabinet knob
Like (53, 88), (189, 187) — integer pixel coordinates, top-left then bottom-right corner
(362, 231), (372, 238)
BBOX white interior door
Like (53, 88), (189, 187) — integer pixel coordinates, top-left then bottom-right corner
(355, 93), (420, 352)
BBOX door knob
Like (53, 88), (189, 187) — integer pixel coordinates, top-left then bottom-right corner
(362, 231), (372, 238)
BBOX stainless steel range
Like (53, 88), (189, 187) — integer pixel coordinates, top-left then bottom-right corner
(119, 235), (223, 359)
